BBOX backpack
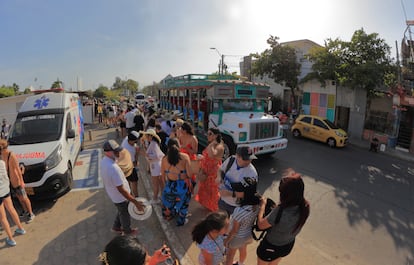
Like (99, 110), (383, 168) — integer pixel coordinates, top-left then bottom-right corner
(251, 197), (277, 241)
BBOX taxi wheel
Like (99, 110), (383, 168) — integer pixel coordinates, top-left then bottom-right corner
(292, 129), (301, 138)
(327, 138), (336, 148)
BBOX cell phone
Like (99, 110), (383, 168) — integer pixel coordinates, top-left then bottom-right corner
(161, 247), (175, 265)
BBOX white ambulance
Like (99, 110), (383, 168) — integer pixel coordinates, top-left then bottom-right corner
(8, 91), (84, 199)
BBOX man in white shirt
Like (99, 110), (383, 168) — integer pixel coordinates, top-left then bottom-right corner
(217, 146), (258, 216)
(101, 140), (143, 235)
(124, 106), (136, 134)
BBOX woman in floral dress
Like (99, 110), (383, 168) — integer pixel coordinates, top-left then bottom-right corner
(197, 127), (224, 212)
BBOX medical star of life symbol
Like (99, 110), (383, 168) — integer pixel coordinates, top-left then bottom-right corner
(34, 95), (50, 109)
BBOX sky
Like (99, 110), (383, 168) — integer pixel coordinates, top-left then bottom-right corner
(1, 0), (413, 91)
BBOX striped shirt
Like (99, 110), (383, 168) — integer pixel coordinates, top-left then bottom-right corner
(230, 205), (259, 238)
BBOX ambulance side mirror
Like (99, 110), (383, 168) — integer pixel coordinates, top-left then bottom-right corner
(67, 129), (75, 139)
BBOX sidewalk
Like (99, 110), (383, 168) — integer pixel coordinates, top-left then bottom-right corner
(348, 137), (414, 162)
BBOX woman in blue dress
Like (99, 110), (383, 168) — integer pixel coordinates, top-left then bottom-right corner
(160, 138), (192, 226)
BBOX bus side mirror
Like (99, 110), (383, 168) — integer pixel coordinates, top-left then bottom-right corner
(67, 129), (75, 139)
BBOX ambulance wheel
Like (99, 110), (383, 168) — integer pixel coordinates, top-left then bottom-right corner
(222, 135), (236, 161)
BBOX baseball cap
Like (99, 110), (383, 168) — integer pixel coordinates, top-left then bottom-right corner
(103, 140), (123, 152)
(128, 131), (140, 141)
(236, 146), (257, 160)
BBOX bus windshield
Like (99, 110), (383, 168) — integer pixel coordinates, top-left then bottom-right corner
(8, 113), (64, 145)
(221, 99), (263, 112)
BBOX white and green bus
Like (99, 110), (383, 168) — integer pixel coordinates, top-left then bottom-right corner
(159, 74), (288, 159)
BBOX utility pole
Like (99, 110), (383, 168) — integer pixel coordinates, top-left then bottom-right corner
(210, 47), (225, 75)
(221, 54), (225, 75)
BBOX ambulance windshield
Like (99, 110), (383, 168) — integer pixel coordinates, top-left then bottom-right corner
(8, 113), (64, 145)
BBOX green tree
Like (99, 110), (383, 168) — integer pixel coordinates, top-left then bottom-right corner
(112, 77), (123, 90)
(251, 35), (301, 108)
(93, 85), (109, 98)
(12, 83), (19, 94)
(51, 79), (64, 89)
(0, 85), (15, 98)
(125, 79), (139, 94)
(23, 88), (32, 94)
(306, 28), (395, 96)
(112, 77), (139, 96)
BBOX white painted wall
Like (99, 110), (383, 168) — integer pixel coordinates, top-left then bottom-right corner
(0, 94), (33, 124)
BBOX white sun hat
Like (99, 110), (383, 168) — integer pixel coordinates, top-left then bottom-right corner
(128, 197), (153, 221)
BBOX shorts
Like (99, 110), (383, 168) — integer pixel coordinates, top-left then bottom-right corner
(256, 239), (295, 261)
(120, 121), (126, 128)
(11, 186), (27, 197)
(0, 192), (11, 206)
(126, 167), (139, 182)
(149, 161), (161, 177)
(218, 198), (236, 216)
(228, 235), (253, 249)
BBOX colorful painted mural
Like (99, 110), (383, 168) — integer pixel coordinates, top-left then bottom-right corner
(302, 92), (335, 121)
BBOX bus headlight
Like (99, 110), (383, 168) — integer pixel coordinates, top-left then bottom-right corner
(45, 144), (63, 171)
(239, 132), (247, 141)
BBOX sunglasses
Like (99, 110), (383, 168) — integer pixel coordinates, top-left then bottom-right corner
(207, 132), (214, 136)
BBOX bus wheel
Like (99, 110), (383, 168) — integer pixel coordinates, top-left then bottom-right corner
(222, 135), (236, 160)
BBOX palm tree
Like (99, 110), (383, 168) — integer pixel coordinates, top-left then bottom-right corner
(51, 79), (63, 89)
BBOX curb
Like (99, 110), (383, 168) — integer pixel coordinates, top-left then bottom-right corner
(138, 156), (194, 265)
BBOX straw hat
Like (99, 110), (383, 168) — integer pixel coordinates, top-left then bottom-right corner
(175, 118), (184, 126)
(172, 110), (183, 117)
(139, 129), (161, 143)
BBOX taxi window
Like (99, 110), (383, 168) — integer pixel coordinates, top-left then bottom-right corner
(300, 116), (312, 124)
(313, 118), (328, 130)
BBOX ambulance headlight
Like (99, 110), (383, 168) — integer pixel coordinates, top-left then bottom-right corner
(45, 144), (63, 170)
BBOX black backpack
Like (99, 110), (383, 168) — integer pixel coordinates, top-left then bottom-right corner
(251, 198), (277, 241)
(220, 155), (235, 180)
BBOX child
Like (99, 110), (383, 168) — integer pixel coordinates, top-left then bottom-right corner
(224, 178), (260, 265)
(192, 211), (229, 265)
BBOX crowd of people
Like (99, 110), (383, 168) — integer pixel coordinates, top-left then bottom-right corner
(99, 101), (310, 265)
(0, 97), (311, 263)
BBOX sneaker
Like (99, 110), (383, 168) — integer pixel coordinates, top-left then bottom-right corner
(19, 211), (28, 218)
(110, 227), (123, 234)
(27, 213), (35, 223)
(6, 237), (16, 246)
(15, 228), (26, 235)
(124, 228), (138, 236)
(176, 218), (189, 227)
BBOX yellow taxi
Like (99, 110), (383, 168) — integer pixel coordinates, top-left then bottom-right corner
(291, 114), (348, 147)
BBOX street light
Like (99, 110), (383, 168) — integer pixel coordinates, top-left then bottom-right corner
(210, 47), (225, 75)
